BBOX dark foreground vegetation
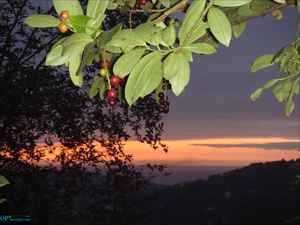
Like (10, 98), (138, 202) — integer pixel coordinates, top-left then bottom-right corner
(140, 159), (300, 225)
(1, 159), (300, 225)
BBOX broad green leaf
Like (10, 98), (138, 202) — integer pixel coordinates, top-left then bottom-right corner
(238, 3), (254, 17)
(233, 22), (247, 38)
(169, 53), (190, 96)
(207, 7), (232, 47)
(179, 0), (206, 45)
(97, 24), (122, 47)
(0, 176), (9, 188)
(298, 0), (300, 14)
(213, 0), (252, 7)
(45, 44), (69, 66)
(251, 54), (275, 72)
(250, 88), (263, 101)
(87, 0), (109, 18)
(113, 48), (145, 78)
(184, 21), (209, 45)
(108, 29), (146, 52)
(134, 22), (161, 43)
(163, 53), (179, 80)
(251, 1), (274, 14)
(285, 100), (295, 117)
(69, 54), (83, 86)
(53, 0), (83, 16)
(70, 72), (84, 87)
(69, 15), (91, 33)
(61, 33), (93, 60)
(272, 80), (292, 103)
(183, 43), (217, 55)
(261, 78), (280, 90)
(148, 32), (165, 46)
(86, 13), (105, 35)
(161, 23), (176, 46)
(82, 42), (95, 65)
(125, 52), (163, 105)
(89, 76), (102, 98)
(181, 49), (193, 62)
(25, 15), (60, 28)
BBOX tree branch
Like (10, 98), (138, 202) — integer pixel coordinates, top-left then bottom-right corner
(152, 0), (189, 23)
(231, 0), (296, 25)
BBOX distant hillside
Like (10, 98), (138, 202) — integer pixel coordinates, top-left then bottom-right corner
(137, 159), (300, 225)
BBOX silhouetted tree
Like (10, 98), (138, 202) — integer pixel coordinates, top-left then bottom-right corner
(0, 0), (169, 224)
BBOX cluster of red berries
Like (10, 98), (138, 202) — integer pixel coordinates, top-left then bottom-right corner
(99, 60), (123, 106)
(107, 75), (122, 106)
(137, 0), (148, 8)
(58, 10), (70, 33)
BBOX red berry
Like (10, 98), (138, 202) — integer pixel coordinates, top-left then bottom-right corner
(107, 89), (118, 98)
(110, 75), (122, 87)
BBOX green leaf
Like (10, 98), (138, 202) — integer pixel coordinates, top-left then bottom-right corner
(250, 88), (263, 101)
(285, 100), (295, 117)
(61, 33), (94, 60)
(87, 0), (109, 18)
(86, 13), (105, 36)
(261, 78), (280, 90)
(97, 24), (122, 47)
(134, 22), (162, 43)
(0, 176), (9, 188)
(125, 52), (163, 105)
(113, 48), (145, 78)
(161, 23), (176, 46)
(53, 0), (83, 16)
(148, 32), (165, 46)
(89, 76), (102, 98)
(212, 0), (252, 7)
(183, 43), (217, 55)
(251, 54), (275, 72)
(25, 15), (60, 28)
(0, 199), (6, 204)
(69, 54), (83, 86)
(179, 0), (206, 45)
(108, 29), (146, 52)
(169, 53), (190, 96)
(69, 15), (91, 33)
(233, 22), (247, 38)
(184, 21), (209, 45)
(163, 52), (179, 80)
(45, 44), (67, 66)
(181, 49), (193, 62)
(272, 80), (292, 103)
(238, 3), (254, 17)
(207, 7), (232, 47)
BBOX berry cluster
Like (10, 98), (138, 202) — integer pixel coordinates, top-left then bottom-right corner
(99, 60), (123, 106)
(58, 10), (70, 33)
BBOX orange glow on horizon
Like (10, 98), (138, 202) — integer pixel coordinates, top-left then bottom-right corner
(2, 137), (299, 167)
(124, 137), (300, 166)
